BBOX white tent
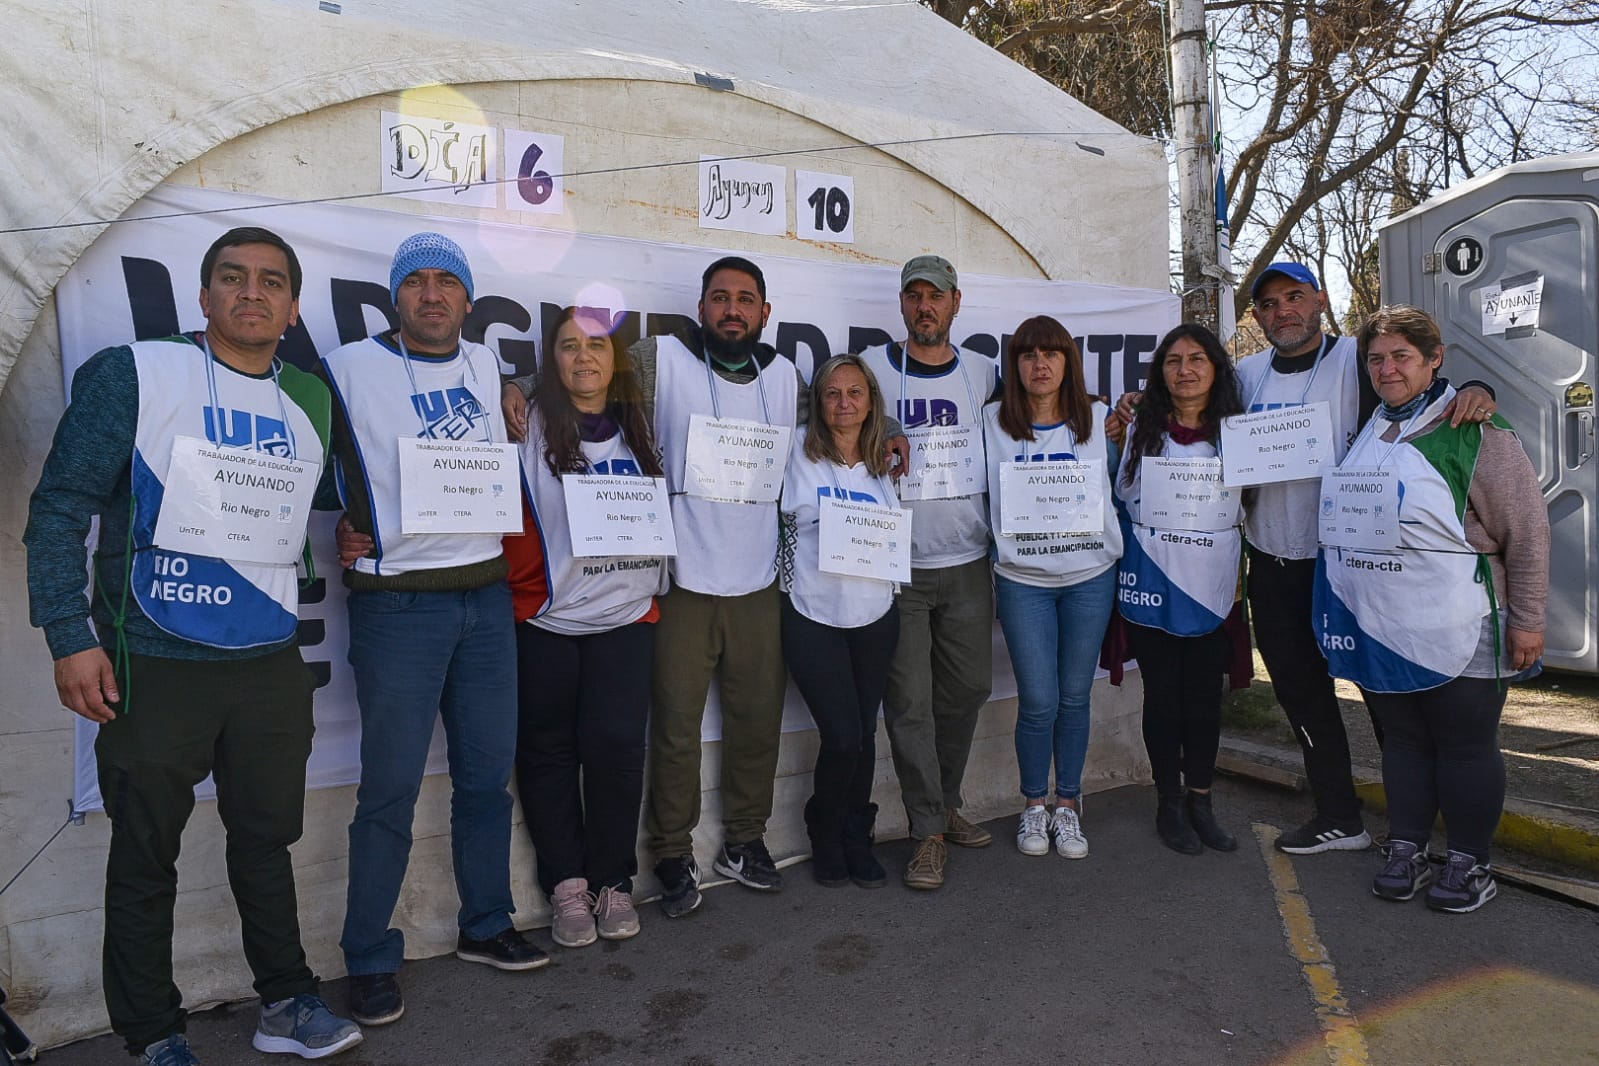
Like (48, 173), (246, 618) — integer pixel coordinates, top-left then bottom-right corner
(0, 0), (1172, 1047)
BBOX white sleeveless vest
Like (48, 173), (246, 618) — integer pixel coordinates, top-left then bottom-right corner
(130, 338), (325, 649)
(1313, 387), (1489, 693)
(1114, 434), (1241, 636)
(322, 335), (508, 576)
(518, 416), (668, 635)
(654, 335), (797, 596)
(983, 401), (1121, 588)
(858, 343), (997, 569)
(1235, 336), (1362, 559)
(779, 432), (900, 628)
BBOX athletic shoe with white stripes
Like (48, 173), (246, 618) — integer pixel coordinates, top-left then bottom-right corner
(1016, 804), (1050, 856)
(1275, 816), (1372, 855)
(1051, 804), (1088, 859)
(1426, 850), (1498, 913)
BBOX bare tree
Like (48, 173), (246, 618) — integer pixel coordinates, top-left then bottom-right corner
(923, 0), (1599, 322)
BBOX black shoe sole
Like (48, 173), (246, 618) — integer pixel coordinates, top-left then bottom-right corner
(849, 874), (887, 889)
(713, 860), (783, 892)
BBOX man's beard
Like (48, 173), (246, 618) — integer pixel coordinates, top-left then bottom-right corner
(703, 323), (764, 365)
(1264, 318), (1320, 355)
(909, 322), (948, 348)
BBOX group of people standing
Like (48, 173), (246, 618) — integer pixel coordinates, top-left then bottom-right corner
(25, 224), (1548, 1066)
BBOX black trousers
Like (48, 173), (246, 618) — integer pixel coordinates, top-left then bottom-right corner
(94, 646), (318, 1054)
(1246, 548), (1377, 825)
(780, 597), (900, 838)
(1128, 621), (1229, 794)
(1364, 676), (1507, 862)
(514, 620), (653, 896)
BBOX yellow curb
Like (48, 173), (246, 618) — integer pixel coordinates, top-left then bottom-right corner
(1352, 775), (1599, 874)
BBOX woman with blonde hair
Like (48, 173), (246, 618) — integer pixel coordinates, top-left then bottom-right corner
(779, 354), (902, 887)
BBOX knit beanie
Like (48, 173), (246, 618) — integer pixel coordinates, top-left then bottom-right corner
(390, 232), (474, 304)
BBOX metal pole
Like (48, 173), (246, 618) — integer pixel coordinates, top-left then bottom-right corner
(1170, 0), (1216, 326)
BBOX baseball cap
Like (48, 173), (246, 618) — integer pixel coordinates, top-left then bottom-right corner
(1250, 262), (1320, 300)
(901, 254), (958, 292)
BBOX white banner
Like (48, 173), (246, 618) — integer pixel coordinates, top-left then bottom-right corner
(58, 184), (1176, 812)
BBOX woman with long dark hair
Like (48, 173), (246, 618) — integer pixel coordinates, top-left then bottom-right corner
(983, 315), (1122, 859)
(1114, 323), (1245, 854)
(505, 306), (668, 947)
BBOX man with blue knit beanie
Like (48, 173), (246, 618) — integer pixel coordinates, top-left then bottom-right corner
(323, 232), (546, 1029)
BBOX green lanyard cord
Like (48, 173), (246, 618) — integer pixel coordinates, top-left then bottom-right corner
(90, 493), (138, 716)
(1474, 554), (1502, 691)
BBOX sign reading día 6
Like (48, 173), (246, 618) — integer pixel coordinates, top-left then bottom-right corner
(381, 112), (497, 209)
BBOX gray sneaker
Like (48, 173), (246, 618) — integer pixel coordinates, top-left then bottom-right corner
(141, 1034), (201, 1066)
(550, 877), (597, 948)
(594, 885), (641, 940)
(252, 993), (363, 1058)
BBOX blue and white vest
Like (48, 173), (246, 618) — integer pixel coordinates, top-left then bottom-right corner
(1312, 386), (1489, 692)
(1235, 336), (1362, 559)
(1114, 433), (1241, 636)
(779, 432), (900, 628)
(322, 335), (508, 576)
(655, 335), (797, 596)
(518, 415), (668, 635)
(859, 343), (998, 569)
(130, 338), (327, 649)
(983, 401), (1121, 589)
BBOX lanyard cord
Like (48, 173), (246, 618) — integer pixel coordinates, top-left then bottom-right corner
(898, 342), (977, 425)
(701, 349), (773, 423)
(397, 335), (494, 443)
(1245, 334), (1333, 412)
(201, 335), (299, 460)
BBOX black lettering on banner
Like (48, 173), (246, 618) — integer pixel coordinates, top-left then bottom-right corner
(647, 312), (697, 341)
(775, 321), (831, 378)
(331, 278), (398, 345)
(1122, 333), (1157, 393)
(850, 326), (893, 354)
(465, 295), (537, 376)
(122, 256), (180, 341)
(1083, 334), (1123, 398)
(960, 332), (999, 361)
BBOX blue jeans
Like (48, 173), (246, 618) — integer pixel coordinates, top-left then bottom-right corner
(340, 581), (518, 976)
(995, 567), (1116, 801)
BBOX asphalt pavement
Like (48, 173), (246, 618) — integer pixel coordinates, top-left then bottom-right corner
(38, 777), (1599, 1066)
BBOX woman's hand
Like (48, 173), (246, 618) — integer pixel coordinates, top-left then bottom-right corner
(1446, 385), (1497, 428)
(886, 434), (910, 478)
(502, 382), (530, 443)
(1507, 626), (1543, 672)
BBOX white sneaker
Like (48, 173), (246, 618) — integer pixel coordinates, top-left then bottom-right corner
(1016, 804), (1051, 856)
(1052, 805), (1088, 859)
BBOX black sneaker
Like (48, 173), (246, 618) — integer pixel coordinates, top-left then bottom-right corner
(714, 838), (783, 892)
(455, 927), (550, 971)
(348, 972), (405, 1027)
(1275, 816), (1372, 854)
(655, 856), (703, 918)
(1371, 839), (1434, 901)
(1426, 850), (1498, 913)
